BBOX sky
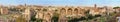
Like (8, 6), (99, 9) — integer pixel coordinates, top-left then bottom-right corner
(0, 0), (120, 7)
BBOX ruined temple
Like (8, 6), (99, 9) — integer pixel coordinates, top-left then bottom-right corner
(0, 5), (111, 22)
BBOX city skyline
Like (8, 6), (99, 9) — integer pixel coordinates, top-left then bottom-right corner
(0, 0), (120, 7)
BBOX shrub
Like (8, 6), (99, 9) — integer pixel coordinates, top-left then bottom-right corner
(52, 12), (60, 22)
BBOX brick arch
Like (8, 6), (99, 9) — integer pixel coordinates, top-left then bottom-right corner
(46, 13), (51, 17)
(78, 8), (86, 17)
(74, 8), (78, 11)
(68, 8), (72, 10)
(60, 8), (66, 14)
(73, 8), (78, 15)
(61, 8), (66, 10)
(78, 8), (84, 14)
(67, 8), (72, 15)
(43, 12), (52, 22)
(47, 11), (54, 17)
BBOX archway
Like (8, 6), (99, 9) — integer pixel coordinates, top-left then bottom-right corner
(74, 8), (78, 15)
(60, 8), (66, 14)
(67, 8), (72, 15)
(43, 13), (52, 22)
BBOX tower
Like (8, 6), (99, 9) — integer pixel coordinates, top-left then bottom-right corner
(94, 4), (97, 8)
(23, 8), (31, 22)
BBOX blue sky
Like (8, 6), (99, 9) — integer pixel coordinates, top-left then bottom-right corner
(0, 0), (120, 6)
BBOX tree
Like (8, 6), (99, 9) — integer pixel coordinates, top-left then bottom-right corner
(51, 12), (60, 22)
(113, 6), (120, 9)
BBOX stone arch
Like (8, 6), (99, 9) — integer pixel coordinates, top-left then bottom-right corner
(78, 8), (86, 17)
(73, 8), (78, 15)
(67, 8), (72, 15)
(45, 13), (52, 18)
(78, 8), (84, 14)
(43, 12), (52, 22)
(60, 8), (66, 14)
